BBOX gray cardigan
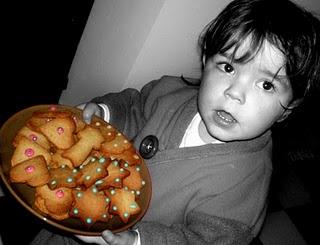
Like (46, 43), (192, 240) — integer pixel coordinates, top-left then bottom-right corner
(32, 76), (272, 245)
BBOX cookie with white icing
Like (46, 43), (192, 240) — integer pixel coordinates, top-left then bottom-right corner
(77, 156), (111, 188)
(70, 186), (110, 226)
(106, 188), (141, 223)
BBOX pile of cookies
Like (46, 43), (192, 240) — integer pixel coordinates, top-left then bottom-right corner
(9, 105), (146, 227)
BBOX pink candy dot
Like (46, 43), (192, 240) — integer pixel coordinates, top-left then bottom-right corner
(55, 189), (65, 198)
(57, 127), (64, 134)
(29, 134), (38, 141)
(49, 105), (57, 111)
(24, 148), (34, 157)
(25, 165), (35, 173)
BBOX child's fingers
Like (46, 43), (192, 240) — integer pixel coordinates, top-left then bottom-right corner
(75, 234), (108, 244)
(102, 230), (138, 245)
(102, 230), (117, 244)
(82, 102), (100, 124)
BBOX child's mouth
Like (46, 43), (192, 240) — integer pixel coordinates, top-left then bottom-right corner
(214, 110), (237, 127)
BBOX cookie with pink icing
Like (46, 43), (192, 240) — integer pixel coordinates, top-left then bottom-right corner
(11, 136), (52, 166)
(13, 126), (51, 150)
(26, 107), (72, 132)
(9, 155), (50, 187)
(38, 117), (76, 150)
(34, 185), (74, 220)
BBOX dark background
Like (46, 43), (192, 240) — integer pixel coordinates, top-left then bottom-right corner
(1, 0), (94, 125)
(1, 1), (94, 244)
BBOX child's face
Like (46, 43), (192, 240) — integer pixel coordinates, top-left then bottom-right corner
(198, 38), (293, 142)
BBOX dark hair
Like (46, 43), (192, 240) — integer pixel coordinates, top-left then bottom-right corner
(199, 0), (320, 102)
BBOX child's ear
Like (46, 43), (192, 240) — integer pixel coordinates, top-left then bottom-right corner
(276, 99), (302, 122)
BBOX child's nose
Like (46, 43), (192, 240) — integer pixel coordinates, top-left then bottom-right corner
(224, 79), (246, 104)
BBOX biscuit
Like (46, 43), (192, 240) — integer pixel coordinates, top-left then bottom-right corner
(62, 125), (104, 167)
(77, 156), (111, 188)
(107, 188), (141, 223)
(9, 155), (50, 187)
(13, 126), (51, 150)
(110, 148), (142, 166)
(122, 164), (146, 194)
(101, 132), (131, 155)
(26, 117), (54, 132)
(38, 117), (76, 150)
(11, 136), (52, 166)
(94, 159), (130, 190)
(34, 185), (73, 220)
(70, 186), (110, 226)
(50, 149), (74, 168)
(48, 165), (82, 190)
(71, 113), (86, 133)
(32, 107), (72, 118)
(26, 107), (72, 131)
(91, 120), (116, 142)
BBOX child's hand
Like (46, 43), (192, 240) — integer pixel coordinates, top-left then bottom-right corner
(76, 230), (137, 245)
(81, 102), (103, 124)
(102, 230), (137, 245)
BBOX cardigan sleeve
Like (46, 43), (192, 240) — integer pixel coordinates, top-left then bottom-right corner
(30, 213), (253, 245)
(90, 80), (156, 140)
(135, 211), (253, 245)
(90, 76), (198, 140)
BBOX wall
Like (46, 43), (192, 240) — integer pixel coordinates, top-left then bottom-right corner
(60, 0), (166, 105)
(59, 0), (320, 106)
(296, 0), (320, 13)
(122, 0), (230, 90)
(59, 0), (231, 105)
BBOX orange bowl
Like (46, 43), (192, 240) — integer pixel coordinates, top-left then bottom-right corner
(0, 104), (151, 236)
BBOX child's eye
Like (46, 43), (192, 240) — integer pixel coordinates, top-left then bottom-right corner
(217, 63), (235, 74)
(259, 80), (275, 92)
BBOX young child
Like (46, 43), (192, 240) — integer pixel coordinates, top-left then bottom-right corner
(31, 0), (320, 244)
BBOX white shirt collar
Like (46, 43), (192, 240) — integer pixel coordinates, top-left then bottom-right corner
(180, 113), (222, 147)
